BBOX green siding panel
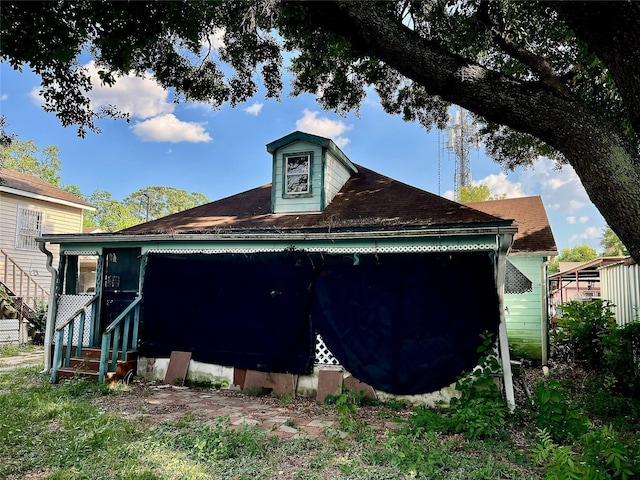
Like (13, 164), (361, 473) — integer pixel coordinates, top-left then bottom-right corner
(504, 255), (548, 360)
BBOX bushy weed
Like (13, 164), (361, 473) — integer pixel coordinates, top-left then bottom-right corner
(551, 300), (616, 367)
(534, 378), (588, 443)
(533, 427), (640, 480)
(448, 332), (510, 441)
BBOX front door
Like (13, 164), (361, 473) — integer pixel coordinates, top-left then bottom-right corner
(100, 248), (141, 333)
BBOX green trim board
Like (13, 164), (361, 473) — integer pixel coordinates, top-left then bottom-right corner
(54, 233), (503, 257)
(320, 148), (326, 209)
(266, 131), (358, 175)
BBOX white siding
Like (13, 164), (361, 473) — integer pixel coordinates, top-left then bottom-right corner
(272, 142), (324, 214)
(324, 152), (352, 207)
(0, 191), (83, 298)
(600, 261), (640, 325)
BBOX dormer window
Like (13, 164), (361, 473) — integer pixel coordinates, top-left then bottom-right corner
(284, 152), (312, 196)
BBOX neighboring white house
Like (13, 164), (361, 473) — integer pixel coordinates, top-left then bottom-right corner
(0, 168), (94, 342)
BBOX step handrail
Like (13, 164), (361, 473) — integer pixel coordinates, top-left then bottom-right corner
(99, 295), (142, 382)
(50, 295), (100, 383)
(1, 249), (49, 306)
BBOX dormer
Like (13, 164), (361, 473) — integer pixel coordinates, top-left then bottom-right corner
(267, 131), (358, 214)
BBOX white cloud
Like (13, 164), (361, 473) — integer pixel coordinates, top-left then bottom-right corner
(518, 158), (590, 213)
(201, 28), (226, 55)
(569, 226), (602, 243)
(245, 102), (263, 116)
(27, 61), (175, 120)
(28, 61), (216, 144)
(0, 94), (7, 101)
(84, 62), (173, 119)
(29, 87), (45, 106)
(566, 215), (590, 224)
(132, 114), (212, 143)
(473, 172), (525, 198)
(295, 109), (352, 148)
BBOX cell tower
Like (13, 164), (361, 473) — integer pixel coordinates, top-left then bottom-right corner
(445, 108), (479, 199)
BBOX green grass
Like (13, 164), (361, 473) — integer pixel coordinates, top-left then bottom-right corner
(0, 366), (540, 479)
(0, 343), (41, 357)
(2, 365), (638, 479)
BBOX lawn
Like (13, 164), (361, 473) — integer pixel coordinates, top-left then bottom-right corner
(0, 365), (538, 480)
(1, 306), (639, 480)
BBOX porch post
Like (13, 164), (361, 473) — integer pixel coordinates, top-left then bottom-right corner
(89, 254), (104, 347)
(496, 233), (515, 411)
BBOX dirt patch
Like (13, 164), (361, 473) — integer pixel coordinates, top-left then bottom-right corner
(91, 379), (412, 437)
(0, 352), (44, 369)
(6, 467), (50, 480)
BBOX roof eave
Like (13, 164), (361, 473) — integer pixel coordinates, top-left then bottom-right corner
(39, 224), (518, 245)
(0, 186), (96, 211)
(508, 250), (558, 257)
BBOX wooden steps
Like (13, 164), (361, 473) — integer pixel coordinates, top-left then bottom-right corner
(55, 346), (137, 383)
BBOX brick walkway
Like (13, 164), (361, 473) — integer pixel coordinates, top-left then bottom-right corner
(1, 351), (406, 440)
(141, 385), (403, 441)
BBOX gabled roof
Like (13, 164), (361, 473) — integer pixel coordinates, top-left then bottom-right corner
(0, 168), (94, 210)
(122, 165), (512, 235)
(266, 130), (358, 174)
(465, 196), (557, 255)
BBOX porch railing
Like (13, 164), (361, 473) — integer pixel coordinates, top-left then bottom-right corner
(98, 296), (142, 382)
(1, 249), (49, 309)
(50, 295), (100, 383)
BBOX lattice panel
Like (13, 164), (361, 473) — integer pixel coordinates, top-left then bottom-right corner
(147, 243), (497, 255)
(505, 260), (533, 295)
(315, 334), (340, 365)
(54, 295), (94, 346)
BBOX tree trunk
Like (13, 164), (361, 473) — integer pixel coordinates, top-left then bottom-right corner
(299, 1), (640, 261)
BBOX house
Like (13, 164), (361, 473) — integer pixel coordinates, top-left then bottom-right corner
(465, 197), (557, 364)
(39, 132), (518, 405)
(0, 168), (94, 342)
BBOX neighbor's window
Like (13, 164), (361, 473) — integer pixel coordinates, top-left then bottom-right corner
(15, 207), (44, 250)
(284, 153), (311, 195)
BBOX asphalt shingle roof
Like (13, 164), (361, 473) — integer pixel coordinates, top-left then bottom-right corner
(122, 166), (512, 234)
(465, 196), (557, 254)
(0, 168), (94, 208)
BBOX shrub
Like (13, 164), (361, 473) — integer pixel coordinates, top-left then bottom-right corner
(551, 300), (616, 368)
(601, 321), (640, 397)
(533, 426), (640, 480)
(534, 378), (588, 443)
(582, 380), (640, 431)
(448, 332), (510, 441)
(27, 300), (48, 345)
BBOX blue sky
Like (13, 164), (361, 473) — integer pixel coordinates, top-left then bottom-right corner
(0, 60), (606, 252)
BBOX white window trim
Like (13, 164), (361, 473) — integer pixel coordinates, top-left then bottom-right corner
(15, 206), (45, 250)
(283, 152), (312, 196)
